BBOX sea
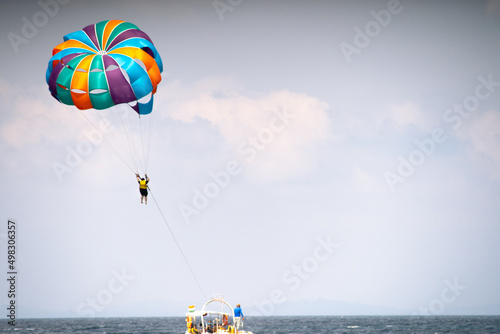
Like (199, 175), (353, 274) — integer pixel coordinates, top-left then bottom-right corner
(1, 316), (500, 334)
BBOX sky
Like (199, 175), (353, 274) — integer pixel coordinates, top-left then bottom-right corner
(1, 0), (500, 319)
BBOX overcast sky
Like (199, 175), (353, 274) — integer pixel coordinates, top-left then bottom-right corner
(1, 0), (500, 318)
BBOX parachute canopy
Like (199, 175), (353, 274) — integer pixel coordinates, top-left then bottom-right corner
(46, 20), (163, 115)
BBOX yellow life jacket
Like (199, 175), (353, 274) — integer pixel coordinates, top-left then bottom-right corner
(139, 180), (147, 189)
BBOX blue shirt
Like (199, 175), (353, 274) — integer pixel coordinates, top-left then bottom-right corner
(234, 306), (243, 317)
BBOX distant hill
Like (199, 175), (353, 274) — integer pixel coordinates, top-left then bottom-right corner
(245, 299), (500, 317)
(17, 299), (500, 318)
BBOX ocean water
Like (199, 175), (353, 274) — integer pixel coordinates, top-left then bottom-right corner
(1, 316), (500, 334)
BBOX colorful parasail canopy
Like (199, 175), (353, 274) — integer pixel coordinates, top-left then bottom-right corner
(45, 20), (163, 115)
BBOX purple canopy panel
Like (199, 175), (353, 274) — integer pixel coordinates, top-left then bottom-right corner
(82, 24), (100, 51)
(48, 62), (65, 97)
(103, 55), (137, 106)
(107, 30), (153, 50)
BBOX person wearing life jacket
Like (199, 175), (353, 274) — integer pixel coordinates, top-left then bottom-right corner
(135, 173), (150, 204)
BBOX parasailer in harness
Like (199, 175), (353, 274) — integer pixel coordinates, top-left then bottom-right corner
(136, 173), (150, 204)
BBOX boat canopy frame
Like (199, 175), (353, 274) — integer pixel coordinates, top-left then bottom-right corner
(186, 295), (235, 332)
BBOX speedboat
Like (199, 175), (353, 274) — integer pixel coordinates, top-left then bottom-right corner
(185, 296), (253, 334)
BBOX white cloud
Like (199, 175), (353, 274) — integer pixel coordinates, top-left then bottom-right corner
(352, 164), (388, 195)
(384, 102), (433, 132)
(0, 79), (156, 176)
(0, 79), (81, 149)
(456, 110), (500, 178)
(0, 79), (89, 174)
(158, 77), (331, 181)
(331, 101), (432, 141)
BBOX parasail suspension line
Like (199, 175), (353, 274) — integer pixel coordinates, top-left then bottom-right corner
(65, 105), (137, 174)
(147, 186), (207, 300)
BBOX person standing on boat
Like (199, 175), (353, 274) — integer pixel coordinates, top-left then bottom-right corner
(234, 304), (244, 333)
